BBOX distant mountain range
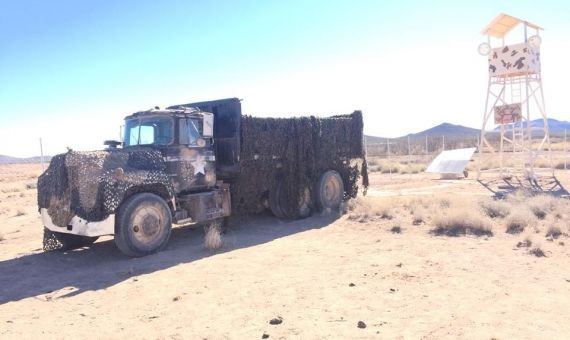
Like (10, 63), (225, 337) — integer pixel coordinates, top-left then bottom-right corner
(0, 155), (50, 164)
(493, 118), (570, 133)
(366, 118), (570, 143)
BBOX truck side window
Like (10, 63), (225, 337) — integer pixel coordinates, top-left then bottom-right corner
(180, 118), (202, 145)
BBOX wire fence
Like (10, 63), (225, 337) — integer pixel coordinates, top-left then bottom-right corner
(366, 130), (570, 170)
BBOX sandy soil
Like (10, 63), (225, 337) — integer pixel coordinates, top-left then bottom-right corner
(1, 163), (570, 339)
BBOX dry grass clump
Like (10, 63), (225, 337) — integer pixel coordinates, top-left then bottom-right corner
(526, 195), (558, 220)
(431, 209), (493, 237)
(412, 207), (425, 225)
(25, 182), (37, 190)
(1, 187), (21, 193)
(480, 199), (511, 218)
(505, 209), (535, 234)
(0, 232), (4, 242)
(400, 164), (426, 174)
(204, 223), (222, 250)
(345, 197), (394, 222)
(14, 209), (26, 217)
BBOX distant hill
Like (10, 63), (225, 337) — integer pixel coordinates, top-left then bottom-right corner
(365, 122), (479, 144)
(0, 155), (50, 164)
(405, 122), (479, 139)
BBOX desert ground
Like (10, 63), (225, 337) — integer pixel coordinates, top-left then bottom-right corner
(1, 160), (570, 339)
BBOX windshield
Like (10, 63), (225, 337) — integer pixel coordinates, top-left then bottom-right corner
(123, 117), (173, 146)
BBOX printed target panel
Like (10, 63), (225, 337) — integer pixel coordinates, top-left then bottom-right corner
(494, 103), (522, 124)
(488, 43), (540, 77)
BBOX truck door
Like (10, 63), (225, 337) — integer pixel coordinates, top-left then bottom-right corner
(166, 117), (216, 193)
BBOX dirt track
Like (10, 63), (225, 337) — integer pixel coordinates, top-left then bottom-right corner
(1, 164), (570, 339)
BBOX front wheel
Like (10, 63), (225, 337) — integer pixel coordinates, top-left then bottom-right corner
(114, 193), (172, 257)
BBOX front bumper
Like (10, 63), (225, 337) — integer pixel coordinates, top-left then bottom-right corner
(41, 208), (115, 237)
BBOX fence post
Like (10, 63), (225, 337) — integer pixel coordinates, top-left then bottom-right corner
(386, 138), (391, 176)
(39, 138), (45, 172)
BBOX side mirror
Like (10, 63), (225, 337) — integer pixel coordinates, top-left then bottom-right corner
(104, 140), (122, 149)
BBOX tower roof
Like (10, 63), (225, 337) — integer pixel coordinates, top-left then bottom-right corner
(481, 13), (542, 38)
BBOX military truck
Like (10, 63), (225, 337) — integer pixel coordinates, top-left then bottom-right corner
(38, 98), (368, 257)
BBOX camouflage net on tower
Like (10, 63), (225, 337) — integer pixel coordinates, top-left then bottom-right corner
(230, 111), (368, 214)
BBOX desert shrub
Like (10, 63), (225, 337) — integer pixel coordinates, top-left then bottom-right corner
(545, 226), (562, 239)
(390, 225), (402, 234)
(15, 209), (26, 217)
(480, 199), (511, 218)
(505, 210), (534, 234)
(529, 247), (546, 257)
(439, 198), (452, 209)
(431, 210), (493, 237)
(526, 195), (558, 220)
(25, 182), (37, 190)
(0, 232), (4, 242)
(554, 162), (567, 170)
(516, 236), (532, 248)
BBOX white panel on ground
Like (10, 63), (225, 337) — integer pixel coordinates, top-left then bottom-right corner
(426, 148), (476, 174)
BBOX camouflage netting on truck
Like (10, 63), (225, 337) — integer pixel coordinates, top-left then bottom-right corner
(37, 149), (173, 227)
(230, 111), (369, 214)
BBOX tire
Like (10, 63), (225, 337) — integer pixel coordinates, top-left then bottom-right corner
(269, 181), (287, 219)
(315, 170), (344, 212)
(43, 227), (99, 251)
(114, 193), (172, 257)
(269, 181), (312, 219)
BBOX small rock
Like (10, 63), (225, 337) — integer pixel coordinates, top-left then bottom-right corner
(396, 263), (403, 267)
(262, 333), (269, 339)
(357, 321), (367, 329)
(389, 288), (397, 293)
(173, 296), (181, 302)
(269, 317), (282, 325)
(349, 283), (355, 287)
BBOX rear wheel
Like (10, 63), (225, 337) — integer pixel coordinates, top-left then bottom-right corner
(269, 181), (312, 219)
(315, 170), (344, 212)
(114, 193), (172, 257)
(43, 227), (98, 251)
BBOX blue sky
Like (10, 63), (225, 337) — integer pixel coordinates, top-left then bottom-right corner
(1, 0), (569, 156)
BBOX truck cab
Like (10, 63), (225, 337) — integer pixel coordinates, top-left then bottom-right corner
(121, 107), (217, 193)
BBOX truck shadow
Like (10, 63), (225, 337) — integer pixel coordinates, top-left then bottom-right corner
(0, 213), (339, 304)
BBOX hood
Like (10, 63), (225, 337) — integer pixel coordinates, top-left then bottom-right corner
(38, 148), (172, 227)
